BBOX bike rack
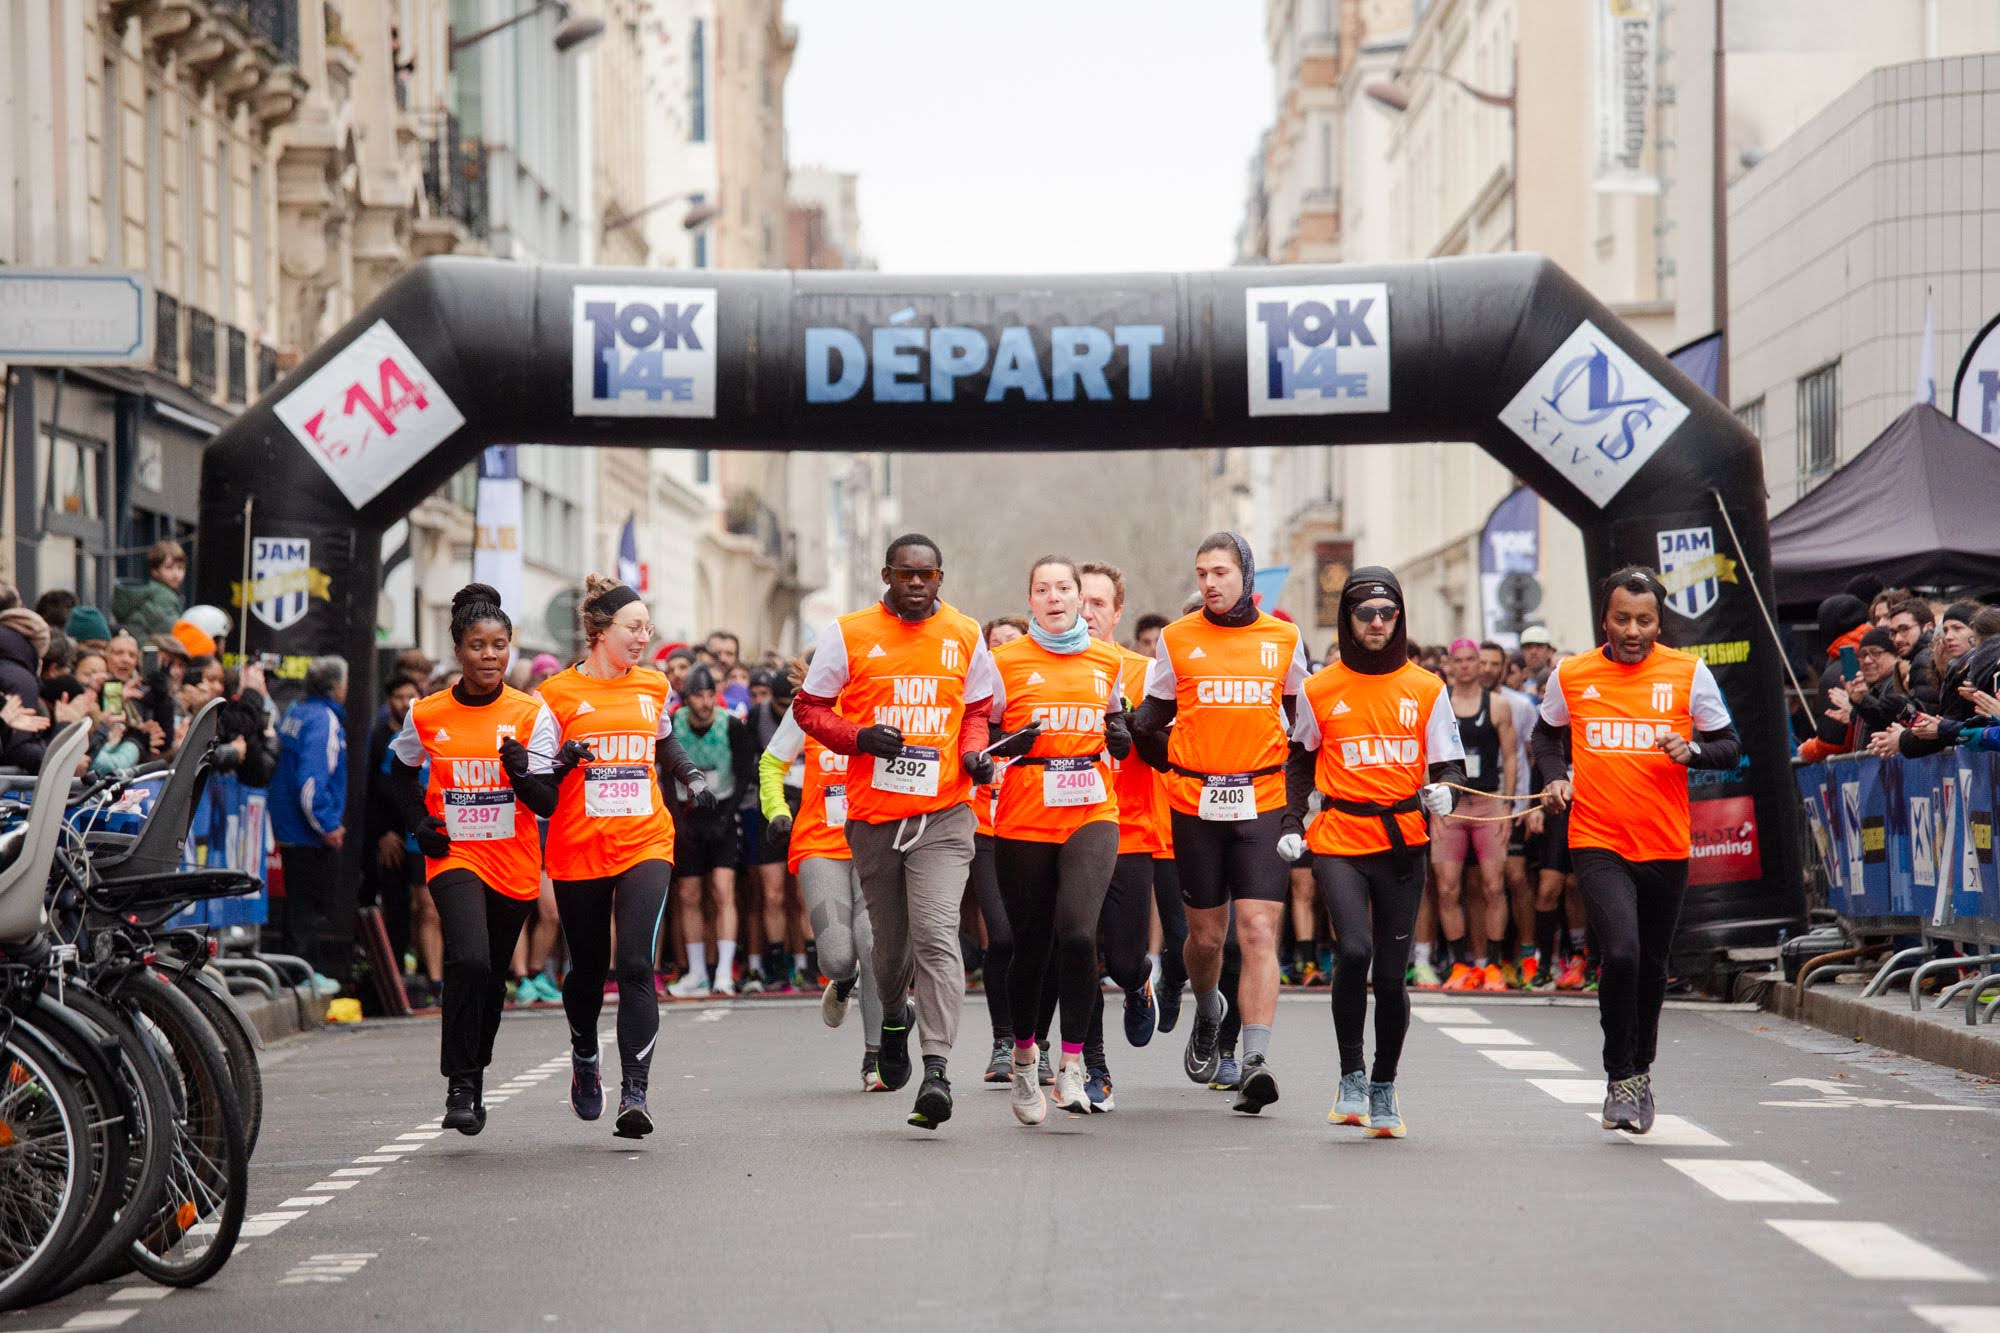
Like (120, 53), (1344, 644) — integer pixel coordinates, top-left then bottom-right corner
(1909, 953), (2000, 1010)
(1795, 944), (1887, 994)
(1931, 967), (2000, 1010)
(1861, 945), (1929, 996)
(1965, 972), (2000, 1025)
(209, 957), (277, 1002)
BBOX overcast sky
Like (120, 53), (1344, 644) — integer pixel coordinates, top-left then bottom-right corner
(782, 1), (1274, 274)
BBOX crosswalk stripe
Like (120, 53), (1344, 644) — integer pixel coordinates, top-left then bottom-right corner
(1480, 1049), (1579, 1071)
(1527, 1078), (1609, 1104)
(1664, 1159), (1834, 1204)
(1438, 1027), (1529, 1046)
(1767, 1221), (1981, 1281)
(1410, 1006), (1488, 1024)
(1911, 1306), (2000, 1332)
(1587, 1112), (1727, 1147)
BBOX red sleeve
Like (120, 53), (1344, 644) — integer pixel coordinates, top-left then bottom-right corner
(959, 707), (990, 759)
(794, 692), (861, 755)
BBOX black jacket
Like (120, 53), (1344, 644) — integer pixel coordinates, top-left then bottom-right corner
(0, 622), (46, 769)
(1904, 629), (1940, 711)
(1902, 635), (2000, 755)
(213, 690), (279, 787)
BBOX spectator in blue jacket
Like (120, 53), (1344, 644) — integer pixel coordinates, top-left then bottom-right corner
(270, 656), (350, 985)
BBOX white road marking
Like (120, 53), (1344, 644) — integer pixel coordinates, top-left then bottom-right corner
(331, 1166), (382, 1177)
(1438, 1027), (1529, 1046)
(1663, 1159), (1835, 1204)
(1912, 1306), (2000, 1332)
(1587, 1112), (1728, 1147)
(396, 1131), (442, 1140)
(353, 1154), (404, 1163)
(60, 1312), (137, 1328)
(306, 1180), (358, 1191)
(239, 1218), (297, 1238)
(279, 1196), (332, 1208)
(1410, 1006), (1487, 1024)
(1479, 1049), (1579, 1071)
(104, 1288), (171, 1302)
(1528, 1078), (1610, 1105)
(1767, 1220), (1982, 1281)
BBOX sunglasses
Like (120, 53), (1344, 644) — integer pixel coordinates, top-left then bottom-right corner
(1352, 606), (1399, 624)
(888, 567), (942, 582)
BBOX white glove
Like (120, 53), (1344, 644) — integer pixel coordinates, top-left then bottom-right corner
(1420, 783), (1454, 817)
(1276, 832), (1306, 862)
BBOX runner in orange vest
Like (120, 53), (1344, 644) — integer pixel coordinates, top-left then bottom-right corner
(968, 616), (1036, 1088)
(793, 534), (1000, 1130)
(1132, 533), (1307, 1115)
(388, 583), (563, 1136)
(531, 574), (717, 1140)
(1535, 567), (1740, 1135)
(1281, 568), (1463, 1138)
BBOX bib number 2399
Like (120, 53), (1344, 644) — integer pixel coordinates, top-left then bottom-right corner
(1198, 774), (1257, 823)
(871, 746), (941, 798)
(585, 765), (653, 818)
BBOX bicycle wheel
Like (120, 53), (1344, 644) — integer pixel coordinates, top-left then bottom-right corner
(0, 1020), (93, 1311)
(110, 971), (246, 1288)
(175, 971), (262, 1158)
(36, 987), (174, 1299)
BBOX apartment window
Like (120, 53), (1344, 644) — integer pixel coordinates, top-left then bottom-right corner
(690, 191), (708, 267)
(216, 138), (233, 321)
(1734, 397), (1765, 440)
(182, 109), (200, 302)
(144, 89), (163, 283)
(101, 58), (121, 265)
(250, 162), (266, 329)
(694, 449), (712, 485)
(1795, 363), (1839, 493)
(689, 19), (707, 142)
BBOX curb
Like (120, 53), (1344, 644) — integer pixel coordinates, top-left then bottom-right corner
(234, 987), (330, 1046)
(1756, 975), (2000, 1079)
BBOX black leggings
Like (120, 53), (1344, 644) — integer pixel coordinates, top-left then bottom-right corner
(970, 834), (1013, 1042)
(1317, 852), (1426, 1082)
(554, 859), (673, 1085)
(1153, 856), (1188, 988)
(1571, 850), (1689, 1080)
(1075, 853), (1162, 1066)
(430, 870), (537, 1078)
(996, 823), (1120, 1048)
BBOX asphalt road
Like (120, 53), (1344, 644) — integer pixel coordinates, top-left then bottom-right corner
(9, 991), (2000, 1333)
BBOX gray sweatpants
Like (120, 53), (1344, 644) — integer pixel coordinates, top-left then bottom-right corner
(844, 802), (975, 1060)
(797, 855), (883, 1044)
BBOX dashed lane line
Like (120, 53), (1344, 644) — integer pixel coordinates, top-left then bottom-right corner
(1436, 1027), (1530, 1046)
(1911, 1306), (2000, 1331)
(1478, 1049), (1579, 1071)
(1766, 1220), (1983, 1282)
(1662, 1158), (1835, 1204)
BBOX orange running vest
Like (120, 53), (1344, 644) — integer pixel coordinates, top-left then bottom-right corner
(536, 665), (675, 880)
(1153, 610), (1302, 816)
(1552, 646), (1704, 862)
(1112, 645), (1166, 855)
(990, 636), (1123, 844)
(407, 686), (550, 899)
(828, 602), (986, 825)
(1300, 662), (1452, 857)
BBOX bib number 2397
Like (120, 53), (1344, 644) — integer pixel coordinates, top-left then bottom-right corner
(1198, 774), (1257, 823)
(872, 746), (941, 798)
(1042, 757), (1106, 808)
(585, 765), (653, 818)
(443, 789), (514, 841)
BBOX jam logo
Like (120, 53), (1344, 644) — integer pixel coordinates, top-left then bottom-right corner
(1656, 526), (1739, 621)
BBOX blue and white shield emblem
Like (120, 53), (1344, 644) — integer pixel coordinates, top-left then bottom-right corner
(251, 537), (312, 632)
(1656, 526), (1720, 621)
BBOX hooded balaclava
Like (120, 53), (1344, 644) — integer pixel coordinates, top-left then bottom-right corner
(1337, 566), (1408, 675)
(1201, 532), (1260, 629)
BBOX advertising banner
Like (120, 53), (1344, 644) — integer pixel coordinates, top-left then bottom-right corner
(1479, 486), (1539, 648)
(1952, 310), (2000, 447)
(472, 446), (525, 620)
(1594, 0), (1660, 194)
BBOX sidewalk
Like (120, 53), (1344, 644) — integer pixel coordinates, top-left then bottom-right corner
(233, 984), (329, 1045)
(1754, 969), (2000, 1080)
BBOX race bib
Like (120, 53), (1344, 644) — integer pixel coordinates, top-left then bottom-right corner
(1198, 773), (1257, 822)
(443, 789), (514, 842)
(585, 765), (653, 818)
(1465, 753), (1483, 780)
(871, 745), (941, 798)
(1042, 757), (1107, 809)
(824, 784), (847, 829)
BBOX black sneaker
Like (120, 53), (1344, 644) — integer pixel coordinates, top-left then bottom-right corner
(1601, 1076), (1644, 1132)
(983, 1040), (1011, 1084)
(569, 1050), (604, 1121)
(473, 1070), (487, 1130)
(1182, 993), (1226, 1084)
(444, 1074), (482, 1135)
(909, 1068), (953, 1130)
(877, 1014), (914, 1091)
(1123, 981), (1157, 1048)
(614, 1078), (654, 1139)
(1632, 1073), (1656, 1134)
(1156, 974), (1186, 1034)
(1232, 1054), (1280, 1114)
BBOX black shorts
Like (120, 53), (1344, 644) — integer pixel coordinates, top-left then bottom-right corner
(1538, 811), (1573, 876)
(1170, 808), (1290, 911)
(675, 811), (743, 880)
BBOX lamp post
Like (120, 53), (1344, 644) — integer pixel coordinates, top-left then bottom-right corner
(1364, 61), (1518, 250)
(449, 1), (604, 70)
(600, 193), (720, 248)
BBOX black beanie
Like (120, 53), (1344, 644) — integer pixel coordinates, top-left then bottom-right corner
(1817, 594), (1869, 644)
(1336, 567), (1409, 675)
(1943, 601), (1982, 628)
(1859, 626), (1896, 654)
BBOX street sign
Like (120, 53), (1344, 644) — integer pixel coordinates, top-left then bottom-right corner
(0, 268), (153, 365)
(1496, 572), (1542, 634)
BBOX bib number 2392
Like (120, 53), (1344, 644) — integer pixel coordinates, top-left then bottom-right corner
(1042, 757), (1106, 808)
(872, 746), (941, 798)
(1198, 774), (1257, 822)
(586, 765), (653, 818)
(443, 789), (514, 841)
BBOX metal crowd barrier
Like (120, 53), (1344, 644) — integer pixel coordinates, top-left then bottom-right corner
(1793, 749), (2000, 1020)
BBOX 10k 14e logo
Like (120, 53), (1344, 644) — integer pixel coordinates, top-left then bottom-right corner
(1244, 283), (1390, 417)
(572, 285), (717, 418)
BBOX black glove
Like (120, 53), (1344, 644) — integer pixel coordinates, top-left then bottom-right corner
(683, 774), (718, 811)
(1133, 725), (1170, 773)
(1104, 712), (1133, 761)
(762, 813), (793, 857)
(551, 738), (595, 777)
(988, 721), (1043, 759)
(498, 736), (532, 779)
(856, 724), (904, 759)
(961, 749), (996, 786)
(414, 815), (451, 859)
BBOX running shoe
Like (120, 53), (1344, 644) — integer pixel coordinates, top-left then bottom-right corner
(1441, 963), (1481, 991)
(538, 974), (565, 1004)
(877, 1005), (915, 1091)
(1480, 965), (1511, 993)
(1411, 960), (1442, 990)
(1208, 1052), (1241, 1091)
(1182, 993), (1227, 1085)
(1497, 960), (1524, 989)
(1301, 962), (1329, 989)
(1052, 1058), (1090, 1114)
(1328, 1070), (1370, 1126)
(909, 1068), (953, 1130)
(741, 974), (766, 995)
(983, 1040), (1011, 1084)
(1232, 1054), (1279, 1114)
(1556, 956), (1587, 991)
(444, 1074), (482, 1136)
(614, 1079), (653, 1139)
(712, 973), (738, 997)
(1526, 957), (1554, 990)
(821, 974), (856, 1029)
(1601, 1076), (1645, 1132)
(569, 1049), (604, 1121)
(1084, 1067), (1115, 1113)
(1156, 974), (1185, 1034)
(1123, 980), (1157, 1048)
(1632, 1073), (1656, 1134)
(1038, 1050), (1054, 1087)
(666, 971), (711, 1000)
(1518, 956), (1541, 988)
(1010, 1047), (1047, 1126)
(651, 973), (669, 1001)
(862, 1052), (887, 1093)
(1366, 1081), (1405, 1138)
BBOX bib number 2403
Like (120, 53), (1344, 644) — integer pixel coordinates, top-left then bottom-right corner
(1198, 774), (1257, 823)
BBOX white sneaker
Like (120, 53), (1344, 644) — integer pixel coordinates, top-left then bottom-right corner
(821, 977), (853, 1028)
(711, 973), (737, 997)
(666, 972), (710, 999)
(1010, 1046), (1047, 1126)
(1052, 1057), (1091, 1113)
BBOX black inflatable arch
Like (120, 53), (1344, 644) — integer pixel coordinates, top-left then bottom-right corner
(197, 253), (1798, 956)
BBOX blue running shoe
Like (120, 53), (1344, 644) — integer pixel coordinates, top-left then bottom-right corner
(1329, 1070), (1370, 1126)
(569, 1050), (603, 1121)
(1208, 1051), (1241, 1091)
(1084, 1066), (1115, 1113)
(614, 1078), (653, 1139)
(1123, 981), (1156, 1048)
(1156, 975), (1185, 1034)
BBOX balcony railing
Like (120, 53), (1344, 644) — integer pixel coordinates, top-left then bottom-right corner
(154, 293), (180, 379)
(226, 326), (248, 403)
(257, 341), (279, 397)
(419, 109), (491, 241)
(187, 307), (218, 397)
(245, 0), (300, 65)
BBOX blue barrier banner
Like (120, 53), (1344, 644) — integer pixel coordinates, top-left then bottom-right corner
(1884, 757), (1922, 916)
(1850, 759), (1892, 916)
(1800, 750), (2000, 932)
(1795, 764), (1847, 907)
(1951, 749), (1998, 924)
